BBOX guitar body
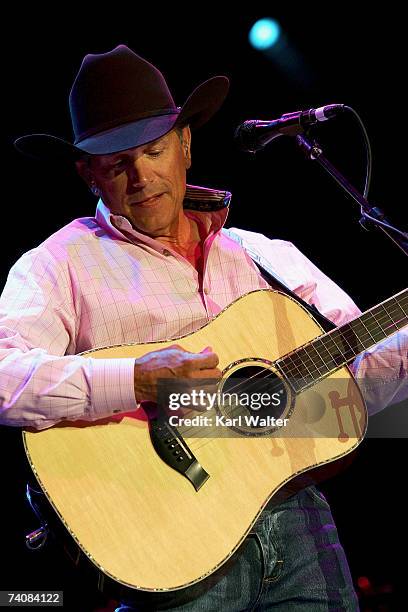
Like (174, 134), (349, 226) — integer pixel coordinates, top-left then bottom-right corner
(23, 289), (367, 592)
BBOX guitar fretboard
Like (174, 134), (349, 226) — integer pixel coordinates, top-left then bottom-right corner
(275, 288), (408, 393)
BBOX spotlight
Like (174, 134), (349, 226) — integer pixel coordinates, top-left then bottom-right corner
(249, 18), (281, 50)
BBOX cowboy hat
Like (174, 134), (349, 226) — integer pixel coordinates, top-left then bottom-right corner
(14, 45), (229, 161)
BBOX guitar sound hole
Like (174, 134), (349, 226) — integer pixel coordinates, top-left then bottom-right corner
(218, 364), (290, 434)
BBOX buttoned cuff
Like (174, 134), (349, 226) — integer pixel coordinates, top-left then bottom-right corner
(88, 357), (138, 418)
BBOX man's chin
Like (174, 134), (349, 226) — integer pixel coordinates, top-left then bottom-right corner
(129, 218), (173, 238)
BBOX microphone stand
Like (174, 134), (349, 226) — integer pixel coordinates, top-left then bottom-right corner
(295, 134), (408, 257)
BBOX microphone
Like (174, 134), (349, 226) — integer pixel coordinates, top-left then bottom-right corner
(235, 104), (346, 152)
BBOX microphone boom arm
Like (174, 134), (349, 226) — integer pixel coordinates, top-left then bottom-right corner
(295, 134), (408, 256)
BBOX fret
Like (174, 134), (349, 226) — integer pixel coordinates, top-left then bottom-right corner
(278, 289), (407, 395)
(304, 343), (331, 374)
(338, 298), (407, 352)
(379, 299), (403, 322)
(291, 350), (324, 390)
(397, 295), (408, 317)
(280, 354), (309, 389)
(277, 348), (331, 392)
(386, 297), (408, 329)
(274, 359), (306, 393)
(288, 349), (315, 381)
(281, 338), (342, 393)
(370, 305), (395, 337)
(293, 346), (326, 375)
(324, 329), (350, 362)
(356, 315), (385, 343)
(377, 303), (406, 331)
(312, 336), (344, 371)
(279, 359), (313, 394)
(373, 296), (408, 331)
(332, 325), (360, 360)
(359, 320), (378, 348)
(341, 322), (365, 351)
(370, 305), (396, 333)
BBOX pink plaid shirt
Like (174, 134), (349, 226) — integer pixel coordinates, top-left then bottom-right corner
(0, 185), (406, 429)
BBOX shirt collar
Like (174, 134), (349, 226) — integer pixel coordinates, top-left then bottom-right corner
(95, 184), (232, 246)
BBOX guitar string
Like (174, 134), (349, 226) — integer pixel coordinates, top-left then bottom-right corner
(177, 297), (407, 447)
(168, 300), (407, 440)
(185, 374), (367, 452)
(186, 357), (365, 439)
(175, 298), (407, 417)
(275, 297), (407, 381)
(177, 371), (360, 443)
(217, 298), (407, 395)
(169, 299), (407, 428)
(184, 304), (372, 451)
(156, 295), (407, 423)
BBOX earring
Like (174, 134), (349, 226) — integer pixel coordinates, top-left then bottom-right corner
(90, 182), (100, 196)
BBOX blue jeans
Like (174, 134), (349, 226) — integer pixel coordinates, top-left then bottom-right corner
(115, 486), (359, 611)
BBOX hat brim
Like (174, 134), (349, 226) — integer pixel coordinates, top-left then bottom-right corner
(14, 76), (229, 161)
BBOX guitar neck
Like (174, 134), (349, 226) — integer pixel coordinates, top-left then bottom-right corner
(276, 288), (408, 392)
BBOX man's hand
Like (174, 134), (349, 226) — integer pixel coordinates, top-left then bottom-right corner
(133, 345), (221, 404)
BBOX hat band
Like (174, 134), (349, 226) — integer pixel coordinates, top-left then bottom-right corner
(74, 107), (181, 145)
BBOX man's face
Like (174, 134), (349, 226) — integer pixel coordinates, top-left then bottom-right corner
(78, 126), (191, 238)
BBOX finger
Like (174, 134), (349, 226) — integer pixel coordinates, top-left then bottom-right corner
(191, 351), (219, 369)
(200, 346), (213, 353)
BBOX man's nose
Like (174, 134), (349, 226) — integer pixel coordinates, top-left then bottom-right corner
(128, 158), (151, 189)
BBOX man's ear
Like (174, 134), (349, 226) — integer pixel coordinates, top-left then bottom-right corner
(75, 158), (93, 188)
(75, 159), (101, 197)
(181, 126), (192, 170)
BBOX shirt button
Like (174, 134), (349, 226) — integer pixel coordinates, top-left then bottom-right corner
(115, 217), (129, 229)
(162, 249), (172, 256)
(203, 288), (210, 295)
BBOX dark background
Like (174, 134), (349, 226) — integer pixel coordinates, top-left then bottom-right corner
(2, 8), (407, 611)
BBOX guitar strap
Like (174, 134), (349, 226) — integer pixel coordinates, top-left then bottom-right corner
(224, 228), (337, 333)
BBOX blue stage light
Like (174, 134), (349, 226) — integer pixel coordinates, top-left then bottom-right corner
(249, 18), (281, 50)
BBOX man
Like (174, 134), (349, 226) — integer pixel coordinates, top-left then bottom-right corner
(1, 45), (407, 611)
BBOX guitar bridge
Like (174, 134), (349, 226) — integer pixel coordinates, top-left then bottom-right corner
(149, 417), (209, 491)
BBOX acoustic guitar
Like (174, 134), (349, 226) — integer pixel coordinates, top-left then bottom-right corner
(23, 288), (407, 592)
